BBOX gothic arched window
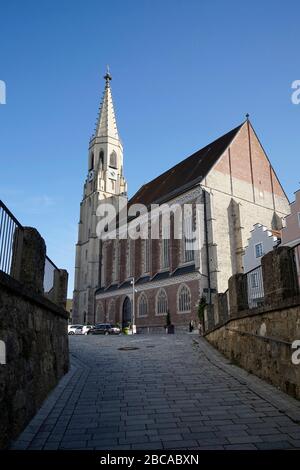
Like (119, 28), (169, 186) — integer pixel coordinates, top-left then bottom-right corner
(144, 238), (151, 273)
(99, 150), (104, 170)
(112, 240), (119, 282)
(126, 239), (132, 278)
(178, 284), (191, 313)
(96, 302), (104, 323)
(156, 288), (168, 315)
(138, 293), (148, 317)
(161, 221), (170, 268)
(183, 206), (195, 262)
(89, 152), (94, 170)
(108, 299), (115, 322)
(109, 151), (117, 168)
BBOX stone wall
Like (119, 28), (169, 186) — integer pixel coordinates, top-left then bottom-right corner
(205, 298), (300, 400)
(204, 246), (300, 400)
(0, 271), (69, 449)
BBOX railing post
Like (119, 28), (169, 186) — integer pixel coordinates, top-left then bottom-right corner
(52, 269), (68, 310)
(262, 246), (299, 304)
(214, 292), (229, 325)
(213, 295), (220, 326)
(14, 227), (46, 294)
(204, 304), (215, 331)
(10, 227), (24, 281)
(228, 273), (248, 317)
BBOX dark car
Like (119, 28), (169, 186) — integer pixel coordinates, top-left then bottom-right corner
(88, 323), (121, 335)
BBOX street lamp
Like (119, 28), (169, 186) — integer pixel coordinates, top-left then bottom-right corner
(130, 277), (137, 334)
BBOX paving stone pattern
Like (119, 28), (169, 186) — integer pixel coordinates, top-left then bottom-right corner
(12, 334), (300, 450)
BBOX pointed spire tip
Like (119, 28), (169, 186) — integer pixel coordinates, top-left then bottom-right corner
(95, 66), (119, 140)
(104, 65), (112, 84)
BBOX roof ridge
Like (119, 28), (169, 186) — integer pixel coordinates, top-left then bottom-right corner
(151, 124), (241, 185)
(129, 122), (244, 206)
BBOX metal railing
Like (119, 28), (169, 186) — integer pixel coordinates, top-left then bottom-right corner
(44, 256), (59, 294)
(0, 200), (23, 278)
(241, 264), (264, 309)
(0, 199), (59, 294)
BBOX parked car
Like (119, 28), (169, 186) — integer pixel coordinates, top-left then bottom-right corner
(82, 325), (94, 335)
(88, 323), (121, 335)
(68, 324), (83, 335)
(74, 326), (84, 335)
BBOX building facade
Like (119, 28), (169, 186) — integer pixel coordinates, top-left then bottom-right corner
(281, 189), (300, 286)
(242, 223), (281, 308)
(243, 223), (281, 273)
(72, 71), (127, 323)
(74, 73), (290, 329)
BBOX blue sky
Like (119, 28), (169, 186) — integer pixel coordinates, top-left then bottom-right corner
(1, 0), (299, 296)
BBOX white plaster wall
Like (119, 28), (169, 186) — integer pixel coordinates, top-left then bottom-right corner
(243, 224), (279, 273)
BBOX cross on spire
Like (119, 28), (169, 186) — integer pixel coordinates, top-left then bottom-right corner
(104, 65), (112, 85)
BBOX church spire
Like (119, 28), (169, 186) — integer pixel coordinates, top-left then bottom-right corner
(95, 67), (120, 140)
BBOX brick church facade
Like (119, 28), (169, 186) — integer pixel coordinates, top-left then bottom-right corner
(73, 72), (290, 330)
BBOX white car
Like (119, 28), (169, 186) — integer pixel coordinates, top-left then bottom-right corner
(82, 325), (94, 335)
(68, 324), (83, 335)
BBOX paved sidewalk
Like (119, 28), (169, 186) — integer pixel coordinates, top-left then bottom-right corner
(12, 334), (300, 450)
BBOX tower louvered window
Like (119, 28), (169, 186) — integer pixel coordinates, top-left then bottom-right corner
(109, 151), (117, 168)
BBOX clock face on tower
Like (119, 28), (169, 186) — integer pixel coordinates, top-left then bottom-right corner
(108, 168), (117, 180)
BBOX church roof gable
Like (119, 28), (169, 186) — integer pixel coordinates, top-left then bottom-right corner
(129, 123), (243, 206)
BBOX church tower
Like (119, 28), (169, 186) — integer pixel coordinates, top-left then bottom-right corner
(72, 70), (127, 324)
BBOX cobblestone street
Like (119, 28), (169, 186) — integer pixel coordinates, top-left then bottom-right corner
(13, 334), (300, 450)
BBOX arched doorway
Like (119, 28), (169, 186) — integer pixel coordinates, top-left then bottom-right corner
(122, 297), (131, 328)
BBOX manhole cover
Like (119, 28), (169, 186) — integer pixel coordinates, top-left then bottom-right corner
(118, 346), (139, 351)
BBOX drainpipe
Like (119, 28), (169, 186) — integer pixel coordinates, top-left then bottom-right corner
(203, 189), (212, 305)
